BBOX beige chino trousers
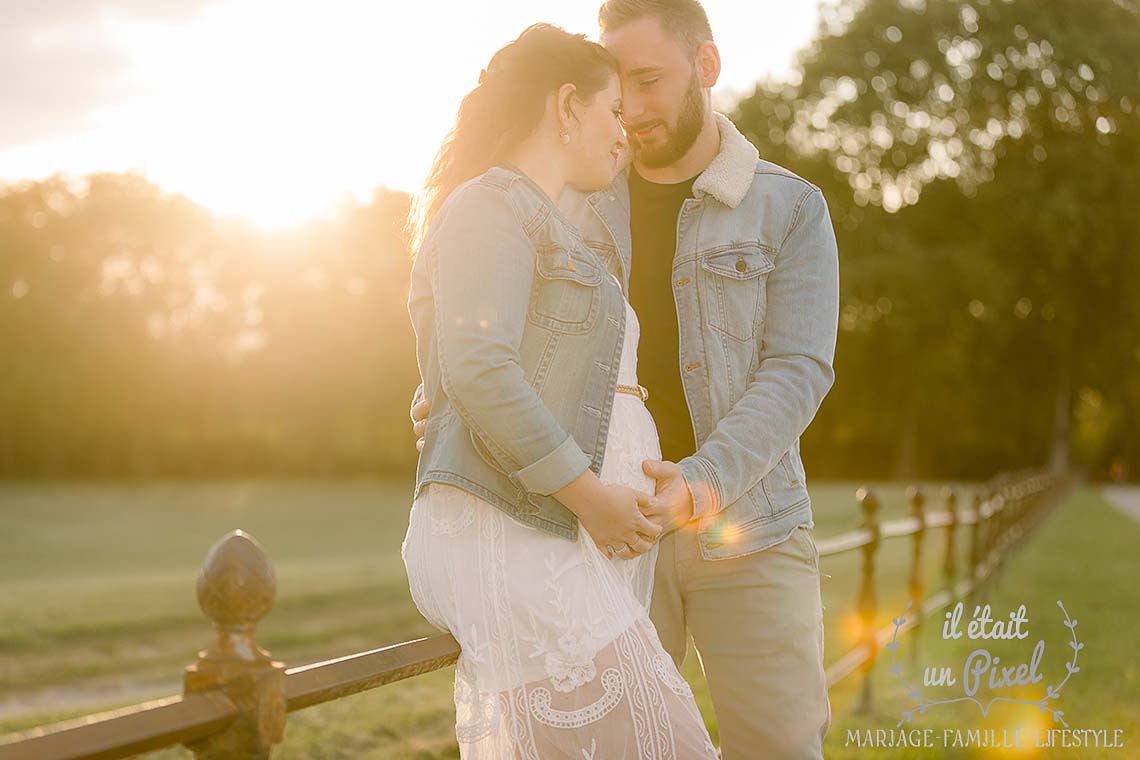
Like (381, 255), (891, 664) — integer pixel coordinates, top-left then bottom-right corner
(648, 524), (832, 760)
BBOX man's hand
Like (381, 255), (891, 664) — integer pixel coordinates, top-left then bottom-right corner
(639, 459), (695, 534)
(411, 398), (431, 452)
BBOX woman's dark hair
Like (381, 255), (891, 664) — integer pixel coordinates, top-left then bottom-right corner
(406, 23), (618, 253)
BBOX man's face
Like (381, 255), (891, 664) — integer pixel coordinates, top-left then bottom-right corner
(601, 15), (705, 169)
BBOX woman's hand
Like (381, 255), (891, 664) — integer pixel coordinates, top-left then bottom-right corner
(554, 471), (662, 560)
(593, 484), (664, 560)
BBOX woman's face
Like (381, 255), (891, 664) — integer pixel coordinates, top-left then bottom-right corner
(564, 74), (628, 192)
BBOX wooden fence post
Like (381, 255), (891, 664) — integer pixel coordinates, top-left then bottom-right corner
(182, 530), (286, 759)
(855, 486), (880, 714)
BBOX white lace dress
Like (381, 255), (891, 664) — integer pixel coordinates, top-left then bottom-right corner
(401, 275), (718, 759)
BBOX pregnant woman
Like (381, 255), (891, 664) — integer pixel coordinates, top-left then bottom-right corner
(400, 23), (718, 760)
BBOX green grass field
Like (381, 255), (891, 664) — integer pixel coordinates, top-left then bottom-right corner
(0, 479), (1135, 758)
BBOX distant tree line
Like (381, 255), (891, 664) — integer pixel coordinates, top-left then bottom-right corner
(1, 174), (421, 478)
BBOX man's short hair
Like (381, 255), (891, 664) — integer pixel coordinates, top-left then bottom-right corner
(597, 0), (713, 56)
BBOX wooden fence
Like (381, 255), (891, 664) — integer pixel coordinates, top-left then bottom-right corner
(0, 468), (1071, 759)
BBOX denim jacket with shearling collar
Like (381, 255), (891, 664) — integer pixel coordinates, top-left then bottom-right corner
(558, 111), (840, 560)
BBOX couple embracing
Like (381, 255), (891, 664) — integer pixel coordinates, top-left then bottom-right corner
(400, 1), (839, 757)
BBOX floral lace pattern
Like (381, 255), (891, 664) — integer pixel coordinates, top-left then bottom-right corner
(402, 289), (718, 758)
(653, 653), (695, 698)
(431, 498), (476, 536)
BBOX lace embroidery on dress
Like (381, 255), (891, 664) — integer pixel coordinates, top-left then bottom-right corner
(455, 658), (499, 743)
(529, 668), (624, 728)
(431, 496), (476, 536)
(517, 551), (610, 692)
(653, 652), (695, 698)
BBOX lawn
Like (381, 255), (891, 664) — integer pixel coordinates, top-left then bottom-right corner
(1, 479), (1132, 758)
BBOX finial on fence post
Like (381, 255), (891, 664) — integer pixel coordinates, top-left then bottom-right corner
(906, 485), (925, 665)
(855, 486), (880, 714)
(183, 529), (286, 759)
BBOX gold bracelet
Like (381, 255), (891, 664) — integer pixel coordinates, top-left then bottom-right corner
(615, 383), (649, 402)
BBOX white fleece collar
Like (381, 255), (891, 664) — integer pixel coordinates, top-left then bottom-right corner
(691, 112), (760, 209)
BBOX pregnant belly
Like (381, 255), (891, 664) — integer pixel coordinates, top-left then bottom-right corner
(599, 397), (661, 492)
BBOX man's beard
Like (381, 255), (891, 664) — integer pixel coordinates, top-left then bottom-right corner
(629, 70), (705, 169)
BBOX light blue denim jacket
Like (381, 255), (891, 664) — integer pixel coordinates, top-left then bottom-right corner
(408, 164), (629, 540)
(411, 113), (839, 560)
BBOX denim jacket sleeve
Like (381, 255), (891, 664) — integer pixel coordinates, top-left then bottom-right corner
(426, 182), (591, 495)
(678, 187), (840, 520)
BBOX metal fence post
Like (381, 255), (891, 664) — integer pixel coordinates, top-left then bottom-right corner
(907, 485), (925, 665)
(855, 486), (880, 714)
(988, 492), (1005, 589)
(942, 486), (958, 593)
(968, 491), (985, 595)
(183, 530), (286, 759)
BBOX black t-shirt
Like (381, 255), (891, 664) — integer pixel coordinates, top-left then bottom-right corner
(627, 166), (699, 464)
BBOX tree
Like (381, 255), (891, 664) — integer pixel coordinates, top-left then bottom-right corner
(732, 0), (1140, 477)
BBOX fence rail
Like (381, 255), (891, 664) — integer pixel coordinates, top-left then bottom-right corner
(820, 469), (1070, 713)
(0, 469), (1070, 759)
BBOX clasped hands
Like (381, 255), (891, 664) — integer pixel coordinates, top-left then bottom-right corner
(412, 398), (693, 560)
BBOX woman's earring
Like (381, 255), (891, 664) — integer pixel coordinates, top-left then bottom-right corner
(560, 128), (570, 145)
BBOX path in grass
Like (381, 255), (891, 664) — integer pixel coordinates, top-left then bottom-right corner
(1101, 485), (1140, 526)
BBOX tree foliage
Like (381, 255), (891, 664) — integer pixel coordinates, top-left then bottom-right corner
(732, 0), (1140, 477)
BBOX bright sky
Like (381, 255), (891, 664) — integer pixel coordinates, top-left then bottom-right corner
(0, 0), (821, 229)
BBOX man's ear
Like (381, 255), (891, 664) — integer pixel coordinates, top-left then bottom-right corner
(696, 41), (721, 89)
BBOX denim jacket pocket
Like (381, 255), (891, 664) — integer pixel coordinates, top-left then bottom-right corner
(781, 442), (806, 488)
(529, 243), (603, 334)
(788, 525), (820, 572)
(584, 241), (621, 283)
(470, 426), (509, 474)
(760, 445), (809, 515)
(700, 244), (774, 342)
